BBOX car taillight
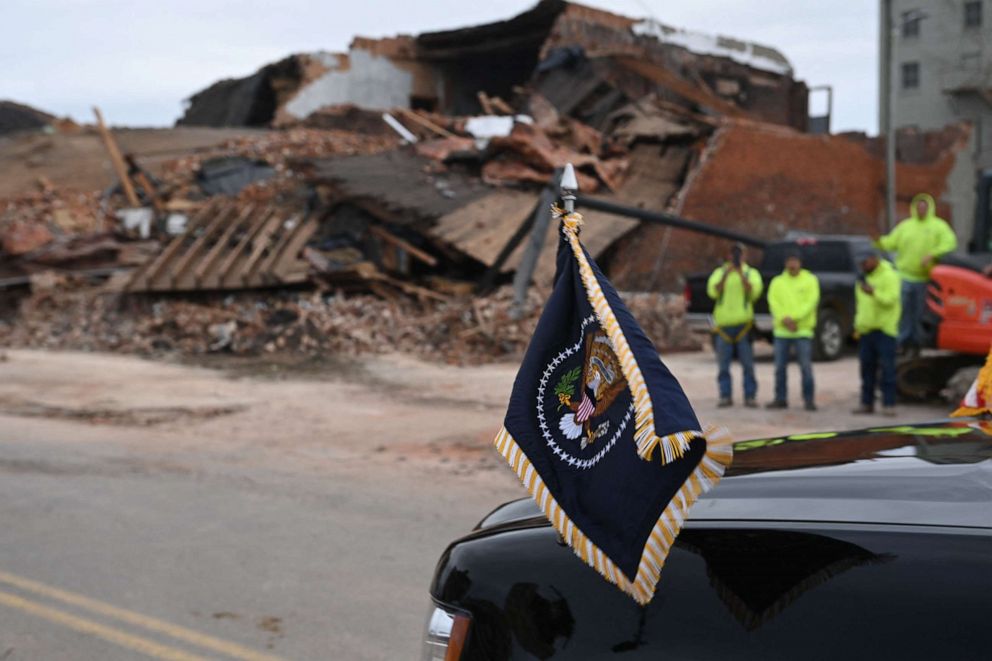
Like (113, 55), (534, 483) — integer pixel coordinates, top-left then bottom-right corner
(421, 603), (471, 661)
(683, 283), (691, 307)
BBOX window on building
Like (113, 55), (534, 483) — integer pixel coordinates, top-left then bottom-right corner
(902, 11), (921, 37)
(965, 1), (982, 28)
(901, 62), (920, 89)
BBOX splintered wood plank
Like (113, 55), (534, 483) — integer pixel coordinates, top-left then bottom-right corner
(93, 107), (139, 207)
(126, 200), (217, 291)
(236, 212), (288, 286)
(194, 204), (257, 287)
(253, 214), (305, 284)
(169, 204), (236, 289)
(215, 208), (277, 289)
(367, 224), (437, 266)
(267, 216), (317, 285)
(145, 213), (219, 290)
(396, 108), (455, 138)
(199, 207), (268, 288)
(430, 191), (537, 272)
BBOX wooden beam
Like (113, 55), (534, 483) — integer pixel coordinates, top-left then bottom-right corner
(265, 215), (317, 283)
(194, 204), (256, 287)
(238, 213), (287, 285)
(488, 96), (514, 115)
(477, 202), (537, 293)
(216, 208), (275, 288)
(395, 109), (455, 138)
(169, 205), (236, 289)
(93, 107), (140, 207)
(367, 224), (438, 267)
(476, 91), (494, 115)
(126, 201), (216, 291)
(125, 154), (164, 213)
(609, 56), (747, 119)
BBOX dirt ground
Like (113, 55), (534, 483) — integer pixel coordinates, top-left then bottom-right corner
(0, 345), (953, 461)
(0, 344), (955, 499)
(0, 346), (953, 658)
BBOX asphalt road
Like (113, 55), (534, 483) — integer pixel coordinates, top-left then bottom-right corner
(0, 426), (522, 660)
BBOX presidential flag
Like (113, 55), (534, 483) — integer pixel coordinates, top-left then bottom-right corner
(494, 204), (733, 605)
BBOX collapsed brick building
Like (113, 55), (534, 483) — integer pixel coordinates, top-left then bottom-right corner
(3, 1), (974, 304)
(179, 1), (807, 131)
(175, 0), (970, 293)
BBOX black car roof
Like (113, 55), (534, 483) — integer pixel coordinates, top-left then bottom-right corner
(483, 420), (992, 531)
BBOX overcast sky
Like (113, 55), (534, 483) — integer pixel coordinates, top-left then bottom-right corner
(2, 0), (879, 133)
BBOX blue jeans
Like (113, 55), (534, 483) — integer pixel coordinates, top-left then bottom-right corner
(899, 280), (927, 347)
(773, 337), (814, 404)
(714, 325), (756, 400)
(859, 331), (897, 407)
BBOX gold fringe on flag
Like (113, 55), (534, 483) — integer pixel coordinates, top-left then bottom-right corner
(494, 424), (733, 605)
(559, 209), (701, 463)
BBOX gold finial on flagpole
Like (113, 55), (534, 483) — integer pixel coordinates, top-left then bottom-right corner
(561, 163), (578, 214)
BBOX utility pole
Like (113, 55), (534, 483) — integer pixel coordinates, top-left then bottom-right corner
(883, 0), (897, 231)
(882, 4), (928, 231)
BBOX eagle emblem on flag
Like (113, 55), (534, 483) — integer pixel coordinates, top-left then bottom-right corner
(495, 175), (733, 605)
(554, 324), (628, 449)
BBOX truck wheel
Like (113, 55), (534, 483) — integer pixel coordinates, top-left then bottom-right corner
(814, 309), (844, 361)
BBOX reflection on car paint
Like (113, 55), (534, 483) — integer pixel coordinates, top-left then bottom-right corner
(676, 529), (892, 631)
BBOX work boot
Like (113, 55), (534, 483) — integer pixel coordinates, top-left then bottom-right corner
(881, 406), (897, 417)
(804, 401), (817, 412)
(765, 400), (787, 410)
(744, 399), (758, 409)
(852, 404), (874, 414)
(717, 398), (733, 408)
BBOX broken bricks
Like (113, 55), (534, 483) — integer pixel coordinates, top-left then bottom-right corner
(0, 281), (698, 365)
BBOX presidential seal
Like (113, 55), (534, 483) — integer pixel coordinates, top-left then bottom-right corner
(536, 315), (635, 469)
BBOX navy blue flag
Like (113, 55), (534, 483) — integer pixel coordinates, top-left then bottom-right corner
(495, 208), (733, 604)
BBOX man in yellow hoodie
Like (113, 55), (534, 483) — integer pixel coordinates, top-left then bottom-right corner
(852, 249), (902, 416)
(706, 242), (763, 407)
(876, 193), (957, 353)
(766, 249), (820, 411)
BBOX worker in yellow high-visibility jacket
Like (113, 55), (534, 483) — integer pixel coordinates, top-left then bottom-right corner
(875, 193), (957, 353)
(851, 249), (901, 416)
(706, 242), (763, 408)
(766, 248), (820, 411)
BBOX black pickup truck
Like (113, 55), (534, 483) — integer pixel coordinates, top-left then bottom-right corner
(684, 235), (877, 361)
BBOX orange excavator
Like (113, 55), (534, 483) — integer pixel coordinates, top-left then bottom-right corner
(900, 257), (992, 399)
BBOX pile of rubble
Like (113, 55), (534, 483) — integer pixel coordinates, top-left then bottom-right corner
(1, 189), (105, 254)
(157, 127), (399, 189)
(0, 123), (399, 286)
(0, 279), (696, 365)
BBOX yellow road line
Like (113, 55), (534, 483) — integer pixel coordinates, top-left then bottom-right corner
(0, 570), (285, 661)
(0, 589), (210, 661)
